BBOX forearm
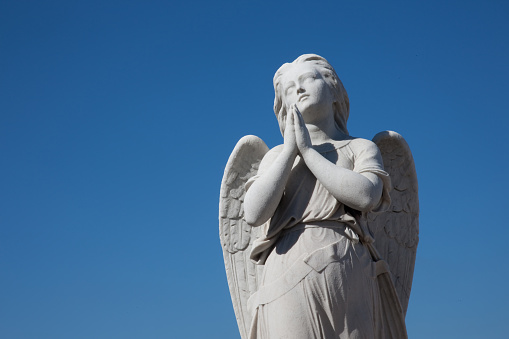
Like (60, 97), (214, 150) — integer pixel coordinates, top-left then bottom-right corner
(300, 148), (383, 212)
(244, 147), (297, 226)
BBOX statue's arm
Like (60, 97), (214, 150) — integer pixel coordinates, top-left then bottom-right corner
(244, 113), (298, 226)
(292, 110), (384, 212)
(300, 146), (383, 212)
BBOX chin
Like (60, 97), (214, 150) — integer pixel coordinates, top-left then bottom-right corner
(296, 100), (315, 113)
(297, 101), (319, 113)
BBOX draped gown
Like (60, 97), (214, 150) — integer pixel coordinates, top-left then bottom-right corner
(245, 137), (391, 339)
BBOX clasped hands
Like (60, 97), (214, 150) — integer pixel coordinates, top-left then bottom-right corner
(283, 104), (313, 157)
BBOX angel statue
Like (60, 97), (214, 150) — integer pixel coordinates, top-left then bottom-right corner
(219, 54), (419, 339)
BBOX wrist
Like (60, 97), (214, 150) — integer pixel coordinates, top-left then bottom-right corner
(299, 145), (312, 159)
(282, 143), (298, 157)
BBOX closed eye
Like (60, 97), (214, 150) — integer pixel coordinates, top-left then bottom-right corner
(298, 72), (317, 83)
(285, 84), (295, 95)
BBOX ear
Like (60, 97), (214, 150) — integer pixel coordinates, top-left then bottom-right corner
(278, 112), (286, 134)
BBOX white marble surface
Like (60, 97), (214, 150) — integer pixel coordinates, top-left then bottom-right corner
(220, 54), (418, 339)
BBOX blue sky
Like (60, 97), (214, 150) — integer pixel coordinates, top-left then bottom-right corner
(1, 0), (508, 338)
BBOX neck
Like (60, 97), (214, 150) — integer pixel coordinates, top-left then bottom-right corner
(306, 113), (347, 145)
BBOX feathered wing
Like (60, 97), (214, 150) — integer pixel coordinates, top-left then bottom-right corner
(368, 131), (419, 316)
(219, 135), (269, 339)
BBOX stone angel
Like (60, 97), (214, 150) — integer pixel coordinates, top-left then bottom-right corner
(219, 54), (419, 339)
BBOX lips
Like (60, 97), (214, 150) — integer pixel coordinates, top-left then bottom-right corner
(298, 95), (309, 102)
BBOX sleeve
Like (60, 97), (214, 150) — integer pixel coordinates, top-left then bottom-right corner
(244, 145), (283, 191)
(351, 139), (392, 213)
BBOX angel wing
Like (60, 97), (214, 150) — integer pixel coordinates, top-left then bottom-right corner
(219, 135), (269, 339)
(367, 130), (419, 316)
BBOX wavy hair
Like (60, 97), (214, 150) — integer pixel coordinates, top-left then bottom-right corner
(273, 54), (349, 136)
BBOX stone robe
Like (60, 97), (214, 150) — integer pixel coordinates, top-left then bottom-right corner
(246, 138), (391, 339)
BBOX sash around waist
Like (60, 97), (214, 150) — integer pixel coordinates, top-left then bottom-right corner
(280, 220), (360, 243)
(250, 219), (362, 265)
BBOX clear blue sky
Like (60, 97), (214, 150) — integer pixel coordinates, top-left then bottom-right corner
(1, 0), (508, 338)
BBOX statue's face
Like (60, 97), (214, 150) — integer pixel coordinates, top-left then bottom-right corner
(281, 63), (333, 123)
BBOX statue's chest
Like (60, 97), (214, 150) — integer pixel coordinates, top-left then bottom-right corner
(322, 148), (354, 169)
(287, 149), (354, 190)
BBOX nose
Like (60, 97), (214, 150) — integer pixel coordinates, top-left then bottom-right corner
(296, 85), (305, 94)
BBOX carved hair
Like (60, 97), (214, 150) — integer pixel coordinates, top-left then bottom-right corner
(273, 54), (350, 136)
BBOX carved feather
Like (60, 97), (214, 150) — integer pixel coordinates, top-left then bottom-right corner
(219, 135), (269, 339)
(368, 131), (419, 316)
